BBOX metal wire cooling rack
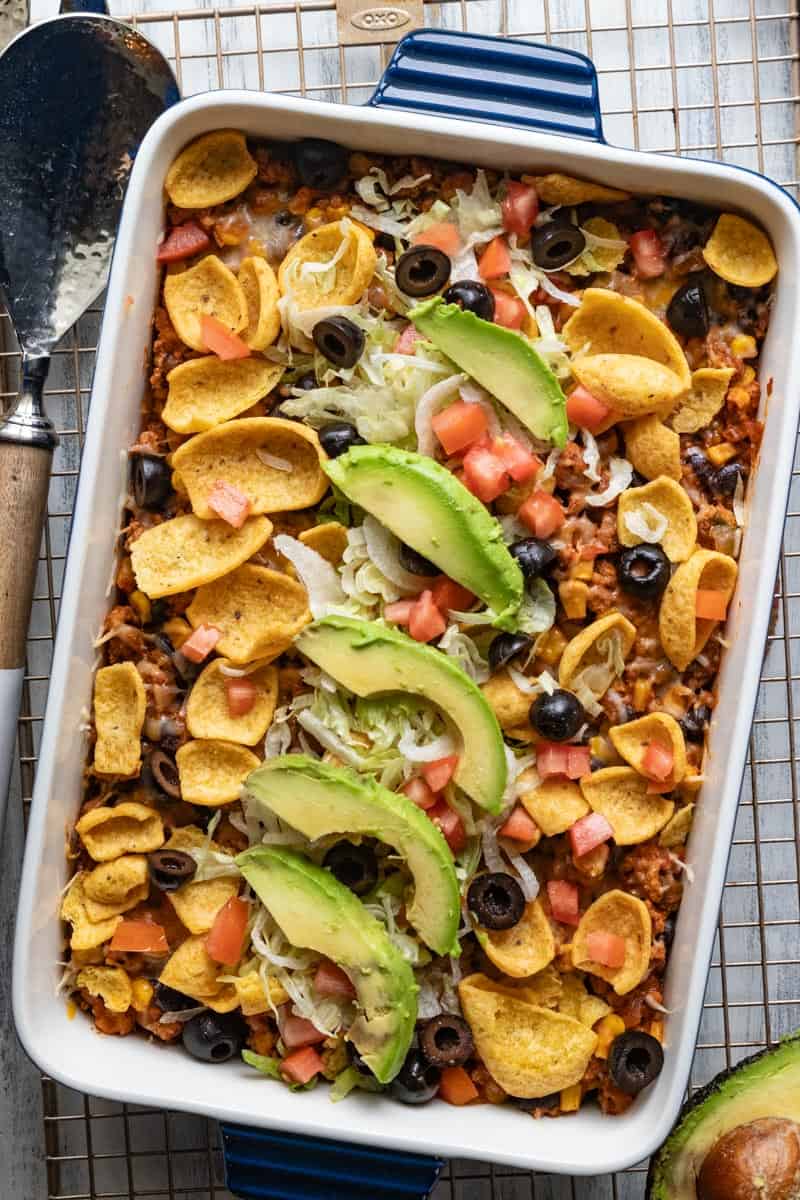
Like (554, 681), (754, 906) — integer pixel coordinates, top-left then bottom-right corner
(2, 0), (799, 1196)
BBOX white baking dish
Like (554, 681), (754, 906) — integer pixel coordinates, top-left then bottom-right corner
(13, 37), (800, 1181)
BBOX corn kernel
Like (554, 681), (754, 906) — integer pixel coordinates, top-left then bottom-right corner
(129, 590), (151, 625)
(595, 1014), (626, 1059)
(589, 736), (616, 765)
(730, 334), (757, 359)
(741, 365), (756, 385)
(727, 386), (752, 412)
(633, 678), (652, 711)
(570, 559), (594, 581)
(559, 1084), (582, 1112)
(304, 206), (325, 229)
(535, 627), (567, 666)
(523, 313), (539, 339)
(707, 442), (737, 467)
(650, 1018), (665, 1044)
(559, 579), (589, 620)
(131, 978), (154, 1013)
(163, 616), (191, 649)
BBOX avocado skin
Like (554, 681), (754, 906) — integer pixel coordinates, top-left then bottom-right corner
(646, 1031), (800, 1199)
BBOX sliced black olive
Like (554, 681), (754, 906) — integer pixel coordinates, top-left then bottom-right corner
(467, 872), (526, 931)
(685, 445), (716, 491)
(530, 688), (585, 742)
(509, 537), (557, 582)
(132, 453), (172, 510)
(148, 848), (197, 892)
(488, 632), (532, 673)
(510, 1091), (559, 1111)
(712, 462), (745, 497)
(182, 1011), (244, 1063)
(348, 1043), (374, 1077)
(296, 372), (317, 391)
(618, 544), (671, 599)
(153, 982), (196, 1013)
(661, 913), (677, 949)
(318, 420), (366, 459)
(323, 841), (378, 896)
(443, 280), (495, 322)
(395, 246), (451, 297)
(293, 138), (348, 190)
(389, 1049), (440, 1104)
(666, 279), (709, 339)
(398, 543), (436, 576)
(275, 209), (295, 227)
(147, 749), (182, 799)
(374, 231), (397, 253)
(172, 648), (202, 684)
(607, 1030), (664, 1095)
(532, 223), (586, 271)
(419, 1014), (474, 1067)
(680, 702), (711, 743)
(312, 316), (365, 369)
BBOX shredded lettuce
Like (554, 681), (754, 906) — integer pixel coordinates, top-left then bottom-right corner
(242, 1050), (282, 1079)
(330, 1066), (382, 1102)
(514, 578), (556, 636)
(438, 624), (490, 684)
(452, 170), (503, 241)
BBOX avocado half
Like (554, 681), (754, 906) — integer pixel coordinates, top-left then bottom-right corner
(647, 1031), (800, 1199)
(237, 845), (417, 1084)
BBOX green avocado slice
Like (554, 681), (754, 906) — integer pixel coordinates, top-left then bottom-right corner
(323, 444), (523, 629)
(237, 845), (417, 1084)
(245, 754), (461, 956)
(409, 297), (568, 448)
(647, 1031), (800, 1199)
(295, 615), (507, 813)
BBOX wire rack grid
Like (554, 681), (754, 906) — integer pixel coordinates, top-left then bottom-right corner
(2, 0), (799, 1197)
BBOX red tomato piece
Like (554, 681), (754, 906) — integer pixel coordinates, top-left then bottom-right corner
(499, 804), (539, 843)
(422, 755), (458, 793)
(394, 324), (423, 355)
(547, 879), (580, 927)
(630, 229), (666, 279)
(566, 746), (591, 780)
(279, 1008), (327, 1049)
(226, 677), (257, 717)
(206, 896), (248, 965)
(569, 811), (614, 858)
(586, 930), (627, 969)
(502, 180), (539, 237)
(181, 623), (221, 664)
(109, 919), (168, 955)
(408, 590), (447, 643)
(490, 288), (526, 330)
(384, 599), (416, 626)
(313, 959), (356, 1000)
(536, 742), (569, 780)
(431, 400), (489, 456)
(439, 1065), (479, 1106)
(430, 577), (475, 614)
(491, 434), (542, 484)
(427, 800), (466, 853)
(695, 589), (729, 620)
(207, 479), (252, 529)
(412, 222), (461, 256)
(156, 221), (211, 262)
(566, 385), (612, 432)
(281, 1046), (325, 1085)
(517, 490), (565, 539)
(478, 236), (512, 281)
(462, 445), (510, 503)
(401, 776), (438, 811)
(200, 314), (251, 360)
(642, 740), (674, 782)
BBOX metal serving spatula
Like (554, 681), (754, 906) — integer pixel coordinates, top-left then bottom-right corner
(0, 5), (178, 816)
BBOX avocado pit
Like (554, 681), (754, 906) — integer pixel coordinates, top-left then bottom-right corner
(697, 1118), (800, 1200)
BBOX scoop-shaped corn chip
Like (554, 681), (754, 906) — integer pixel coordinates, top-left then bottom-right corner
(572, 354), (686, 421)
(580, 767), (675, 845)
(239, 256), (281, 350)
(669, 367), (735, 435)
(62, 874), (122, 950)
(659, 547), (738, 671)
(609, 713), (687, 785)
(558, 974), (611, 1027)
(176, 738), (260, 806)
(559, 611), (636, 693)
(278, 219), (377, 309)
(159, 933), (231, 999)
(162, 356), (285, 434)
(461, 968), (562, 1009)
(299, 522), (349, 565)
(165, 131), (257, 209)
(93, 663), (146, 776)
(186, 658), (278, 745)
(233, 971), (289, 1015)
(563, 289), (691, 390)
(702, 213), (778, 288)
(76, 965), (133, 1013)
(480, 898), (555, 979)
(659, 803), (695, 849)
(624, 415), (681, 481)
(164, 825), (211, 853)
(169, 875), (240, 934)
(565, 217), (628, 277)
(131, 513), (272, 599)
(459, 973), (598, 1097)
(187, 563), (311, 665)
(617, 476), (697, 563)
(523, 173), (630, 206)
(83, 855), (150, 921)
(572, 890), (652, 995)
(171, 417), (327, 518)
(480, 671), (533, 730)
(76, 802), (165, 862)
(520, 775), (589, 837)
(163, 255), (248, 352)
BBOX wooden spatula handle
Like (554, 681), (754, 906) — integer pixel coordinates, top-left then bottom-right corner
(0, 440), (53, 670)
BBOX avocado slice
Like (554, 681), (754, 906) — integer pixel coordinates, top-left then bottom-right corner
(237, 845), (416, 1084)
(295, 615), (507, 814)
(323, 444), (523, 628)
(409, 297), (568, 447)
(647, 1031), (800, 1199)
(245, 754), (461, 956)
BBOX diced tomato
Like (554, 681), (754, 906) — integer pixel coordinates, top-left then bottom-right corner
(422, 755), (458, 793)
(439, 1065), (479, 1106)
(630, 229), (665, 279)
(279, 1007), (327, 1049)
(536, 743), (569, 780)
(569, 811), (614, 858)
(384, 599), (416, 626)
(394, 324), (423, 355)
(462, 444), (510, 503)
(642, 740), (674, 782)
(180, 623), (221, 664)
(695, 590), (729, 620)
(412, 222), (461, 257)
(566, 385), (611, 432)
(200, 314), (251, 360)
(517, 491), (565, 538)
(313, 959), (356, 1000)
(109, 919), (168, 955)
(207, 479), (252, 528)
(566, 746), (591, 779)
(408, 590), (447, 643)
(586, 930), (627, 969)
(491, 434), (542, 484)
(502, 180), (539, 237)
(430, 577), (475, 614)
(499, 804), (539, 843)
(547, 879), (580, 927)
(156, 221), (211, 262)
(490, 288), (526, 330)
(206, 896), (249, 965)
(427, 800), (466, 854)
(478, 236), (511, 281)
(431, 400), (488, 456)
(281, 1046), (325, 1085)
(401, 776), (438, 810)
(226, 677), (257, 717)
